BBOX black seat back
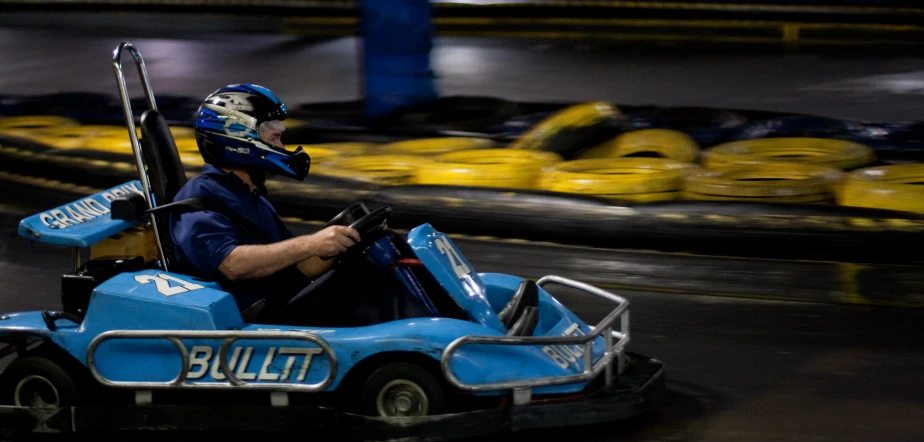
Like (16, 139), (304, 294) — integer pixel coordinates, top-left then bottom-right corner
(140, 110), (187, 204)
(139, 109), (187, 267)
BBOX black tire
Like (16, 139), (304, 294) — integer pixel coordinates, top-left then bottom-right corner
(384, 96), (521, 133)
(0, 356), (78, 408)
(360, 362), (447, 417)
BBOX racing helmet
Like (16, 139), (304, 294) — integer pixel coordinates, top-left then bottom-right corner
(194, 84), (310, 187)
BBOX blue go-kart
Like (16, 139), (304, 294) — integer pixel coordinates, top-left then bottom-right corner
(0, 43), (665, 440)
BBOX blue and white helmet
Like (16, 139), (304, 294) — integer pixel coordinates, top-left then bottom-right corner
(194, 84), (310, 181)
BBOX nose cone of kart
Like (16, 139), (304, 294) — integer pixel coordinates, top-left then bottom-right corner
(407, 224), (506, 333)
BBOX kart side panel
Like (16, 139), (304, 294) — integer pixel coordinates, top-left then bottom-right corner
(0, 311), (63, 341)
(17, 180), (144, 247)
(85, 270), (241, 331)
(407, 224), (506, 333)
(78, 267), (600, 393)
(73, 316), (595, 394)
(46, 269), (246, 381)
(0, 261), (603, 395)
(220, 319), (587, 394)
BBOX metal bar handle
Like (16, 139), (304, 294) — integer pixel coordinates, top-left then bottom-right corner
(87, 330), (338, 393)
(111, 42), (168, 270)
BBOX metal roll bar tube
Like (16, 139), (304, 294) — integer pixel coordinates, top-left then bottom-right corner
(111, 42), (169, 270)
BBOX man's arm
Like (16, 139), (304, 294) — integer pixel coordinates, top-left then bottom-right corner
(294, 223), (389, 278)
(219, 226), (359, 281)
(295, 255), (335, 279)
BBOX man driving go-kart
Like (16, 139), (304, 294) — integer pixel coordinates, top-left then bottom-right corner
(169, 84), (364, 321)
(0, 43), (663, 436)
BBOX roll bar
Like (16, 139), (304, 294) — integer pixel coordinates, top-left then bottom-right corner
(112, 42), (169, 270)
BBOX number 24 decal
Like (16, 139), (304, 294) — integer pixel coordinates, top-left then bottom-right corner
(435, 236), (471, 279)
(134, 274), (205, 296)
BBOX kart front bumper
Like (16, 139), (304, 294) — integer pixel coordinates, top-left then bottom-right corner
(0, 354), (664, 441)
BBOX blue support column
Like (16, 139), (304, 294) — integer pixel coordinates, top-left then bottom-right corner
(360, 0), (437, 121)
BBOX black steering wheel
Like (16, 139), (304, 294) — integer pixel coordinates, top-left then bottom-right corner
(321, 203), (392, 260)
(285, 204), (392, 311)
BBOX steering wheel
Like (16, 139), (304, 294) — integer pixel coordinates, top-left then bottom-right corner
(285, 204), (392, 310)
(321, 204), (392, 260)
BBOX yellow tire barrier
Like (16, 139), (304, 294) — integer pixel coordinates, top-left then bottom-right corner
(837, 164), (924, 214)
(303, 142), (377, 157)
(437, 148), (563, 164)
(316, 155), (434, 185)
(417, 149), (563, 189)
(683, 164), (844, 202)
(578, 129), (700, 163)
(2, 121), (193, 151)
(301, 146), (338, 164)
(14, 125), (128, 149)
(508, 101), (622, 152)
(81, 136), (135, 153)
(703, 138), (876, 170)
(0, 116), (80, 134)
(538, 158), (697, 202)
(179, 152), (205, 167)
(93, 134), (192, 154)
(135, 125), (195, 140)
(284, 118), (309, 129)
(175, 138), (200, 153)
(381, 137), (496, 156)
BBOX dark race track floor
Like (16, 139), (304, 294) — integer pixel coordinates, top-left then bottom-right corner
(1, 27), (924, 121)
(2, 201), (924, 442)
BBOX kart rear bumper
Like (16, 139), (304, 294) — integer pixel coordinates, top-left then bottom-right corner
(0, 354), (664, 441)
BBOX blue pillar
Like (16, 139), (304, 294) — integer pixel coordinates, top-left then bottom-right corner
(361, 0), (437, 121)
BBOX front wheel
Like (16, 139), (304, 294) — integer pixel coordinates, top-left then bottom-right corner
(0, 356), (78, 408)
(361, 362), (447, 417)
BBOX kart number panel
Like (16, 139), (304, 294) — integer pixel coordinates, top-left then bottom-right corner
(407, 224), (506, 333)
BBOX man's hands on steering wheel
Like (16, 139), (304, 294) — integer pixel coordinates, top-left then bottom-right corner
(309, 225), (362, 258)
(319, 204), (393, 261)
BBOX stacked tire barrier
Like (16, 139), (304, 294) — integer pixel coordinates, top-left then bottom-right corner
(839, 164), (924, 214)
(539, 158), (695, 202)
(2, 95), (924, 266)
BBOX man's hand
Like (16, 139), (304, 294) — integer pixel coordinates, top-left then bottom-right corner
(306, 225), (361, 258)
(294, 226), (361, 277)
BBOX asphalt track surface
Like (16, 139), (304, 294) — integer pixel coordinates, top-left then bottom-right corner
(2, 24), (924, 442)
(1, 199), (924, 442)
(1, 27), (924, 121)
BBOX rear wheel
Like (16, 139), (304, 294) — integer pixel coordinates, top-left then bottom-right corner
(0, 356), (78, 408)
(361, 362), (447, 417)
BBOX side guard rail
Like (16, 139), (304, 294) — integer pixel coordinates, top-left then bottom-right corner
(440, 275), (630, 392)
(87, 330), (338, 392)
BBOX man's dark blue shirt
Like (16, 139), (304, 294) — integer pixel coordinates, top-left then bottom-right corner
(170, 165), (309, 309)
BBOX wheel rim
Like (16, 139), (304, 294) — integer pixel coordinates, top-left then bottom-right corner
(14, 375), (60, 408)
(375, 379), (430, 417)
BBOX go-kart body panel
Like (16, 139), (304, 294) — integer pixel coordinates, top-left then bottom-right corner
(17, 180), (144, 247)
(0, 261), (606, 395)
(407, 224), (506, 333)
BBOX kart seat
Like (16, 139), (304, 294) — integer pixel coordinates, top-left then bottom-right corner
(498, 279), (539, 329)
(138, 109), (187, 267)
